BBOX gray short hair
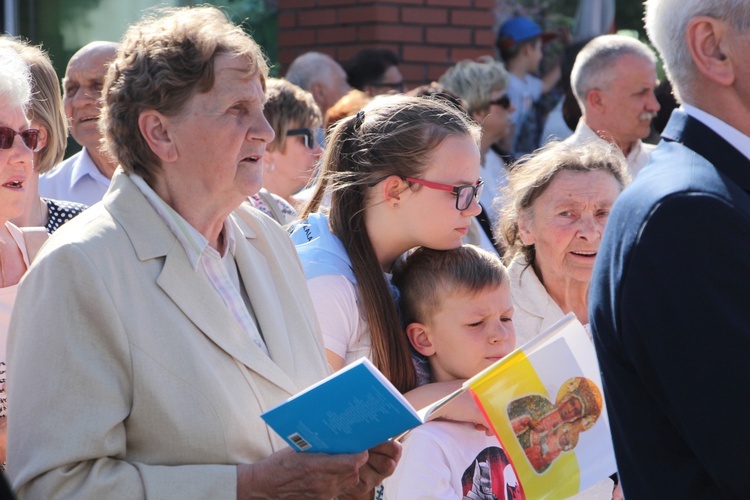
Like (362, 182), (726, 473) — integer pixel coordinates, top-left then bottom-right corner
(438, 59), (509, 116)
(285, 52), (338, 90)
(645, 0), (750, 102)
(0, 47), (32, 111)
(571, 35), (657, 110)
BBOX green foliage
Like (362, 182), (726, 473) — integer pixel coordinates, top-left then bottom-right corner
(205, 0), (279, 77)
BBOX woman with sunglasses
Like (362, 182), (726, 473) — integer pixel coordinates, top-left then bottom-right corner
(0, 47), (41, 465)
(291, 95), (487, 419)
(1, 38), (87, 234)
(255, 78), (322, 221)
(439, 59), (516, 235)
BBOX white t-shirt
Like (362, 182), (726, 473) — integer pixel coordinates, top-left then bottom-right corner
(382, 420), (521, 499)
(307, 274), (370, 365)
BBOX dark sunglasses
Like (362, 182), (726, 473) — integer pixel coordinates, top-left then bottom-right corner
(286, 128), (316, 149)
(488, 94), (512, 110)
(0, 126), (40, 151)
(404, 177), (484, 211)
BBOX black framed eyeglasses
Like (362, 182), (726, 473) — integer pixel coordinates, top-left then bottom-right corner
(0, 126), (40, 151)
(404, 177), (484, 211)
(488, 94), (512, 110)
(286, 128), (316, 149)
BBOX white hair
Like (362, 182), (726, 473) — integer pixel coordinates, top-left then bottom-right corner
(571, 34), (657, 109)
(645, 0), (750, 102)
(285, 52), (341, 90)
(438, 59), (509, 115)
(0, 47), (32, 111)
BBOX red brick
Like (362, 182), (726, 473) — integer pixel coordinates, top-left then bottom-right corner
(427, 63), (451, 82)
(278, 0), (316, 8)
(373, 25), (423, 43)
(450, 47), (492, 62)
(278, 48), (298, 67)
(426, 27), (472, 45)
(321, 0), (359, 5)
(474, 29), (496, 49)
(399, 63), (425, 82)
(403, 45), (448, 63)
(339, 5), (399, 24)
(451, 9), (494, 27)
(426, 0), (471, 6)
(278, 28), (316, 47)
(298, 8), (338, 27)
(317, 26), (358, 44)
(338, 43), (399, 61)
(277, 11), (297, 29)
(402, 7), (448, 25)
(387, 0), (425, 5)
(473, 0), (495, 8)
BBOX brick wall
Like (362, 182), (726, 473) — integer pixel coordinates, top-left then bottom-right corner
(277, 0), (497, 88)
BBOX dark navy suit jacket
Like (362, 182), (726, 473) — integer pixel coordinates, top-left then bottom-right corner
(590, 109), (750, 498)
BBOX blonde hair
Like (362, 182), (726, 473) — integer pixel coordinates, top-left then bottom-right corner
(438, 59), (509, 116)
(264, 78), (322, 153)
(499, 140), (630, 265)
(102, 6), (269, 184)
(0, 38), (67, 172)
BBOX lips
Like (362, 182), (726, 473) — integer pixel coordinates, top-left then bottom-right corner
(2, 178), (24, 190)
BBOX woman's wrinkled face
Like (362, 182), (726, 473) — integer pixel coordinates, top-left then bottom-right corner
(164, 54), (275, 213)
(518, 169), (622, 285)
(0, 100), (34, 222)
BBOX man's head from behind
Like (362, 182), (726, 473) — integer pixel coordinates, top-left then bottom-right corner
(63, 41), (118, 151)
(285, 52), (350, 116)
(571, 35), (660, 153)
(645, 0), (750, 104)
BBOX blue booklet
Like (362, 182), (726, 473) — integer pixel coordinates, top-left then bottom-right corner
(261, 357), (424, 454)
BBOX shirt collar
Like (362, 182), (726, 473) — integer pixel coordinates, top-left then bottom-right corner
(70, 148), (111, 187)
(682, 104), (750, 162)
(130, 174), (236, 270)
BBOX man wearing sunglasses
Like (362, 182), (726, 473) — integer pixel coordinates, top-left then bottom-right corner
(567, 35), (660, 177)
(39, 41), (119, 206)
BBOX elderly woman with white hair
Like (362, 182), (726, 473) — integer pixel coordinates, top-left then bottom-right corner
(0, 47), (41, 463)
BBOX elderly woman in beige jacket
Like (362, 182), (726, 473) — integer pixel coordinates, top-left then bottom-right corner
(6, 6), (399, 499)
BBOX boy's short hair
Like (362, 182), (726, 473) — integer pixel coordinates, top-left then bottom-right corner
(393, 246), (509, 326)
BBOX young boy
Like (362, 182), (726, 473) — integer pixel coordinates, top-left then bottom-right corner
(383, 245), (523, 499)
(497, 16), (560, 156)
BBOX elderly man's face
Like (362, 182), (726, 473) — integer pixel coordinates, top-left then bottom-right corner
(597, 54), (660, 150)
(63, 48), (114, 151)
(164, 54), (275, 211)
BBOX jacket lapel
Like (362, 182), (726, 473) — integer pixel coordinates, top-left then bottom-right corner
(107, 172), (298, 394)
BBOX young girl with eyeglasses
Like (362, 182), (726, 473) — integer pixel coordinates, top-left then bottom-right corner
(290, 95), (486, 413)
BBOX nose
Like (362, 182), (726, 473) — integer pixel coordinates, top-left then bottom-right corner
(8, 134), (34, 166)
(488, 319), (515, 346)
(646, 90), (660, 112)
(576, 213), (603, 241)
(462, 193), (482, 217)
(248, 113), (275, 144)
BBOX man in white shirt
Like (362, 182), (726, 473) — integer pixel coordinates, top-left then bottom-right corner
(39, 41), (119, 206)
(566, 35), (660, 176)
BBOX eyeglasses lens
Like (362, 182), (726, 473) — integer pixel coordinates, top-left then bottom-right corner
(0, 127), (39, 151)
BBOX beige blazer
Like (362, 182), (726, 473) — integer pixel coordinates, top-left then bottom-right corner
(7, 171), (330, 499)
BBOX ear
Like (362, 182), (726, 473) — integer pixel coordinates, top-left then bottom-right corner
(471, 109), (488, 124)
(381, 175), (408, 208)
(138, 110), (177, 163)
(406, 322), (436, 357)
(686, 16), (735, 87)
(517, 211), (536, 246)
(586, 88), (605, 113)
(310, 82), (326, 106)
(36, 127), (49, 152)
